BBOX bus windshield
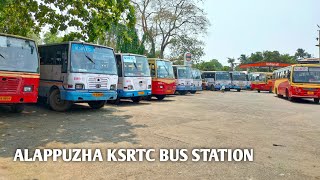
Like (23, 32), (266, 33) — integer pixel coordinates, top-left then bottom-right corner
(0, 36), (38, 73)
(232, 73), (247, 81)
(216, 72), (230, 80)
(177, 66), (192, 79)
(70, 43), (117, 75)
(293, 67), (320, 84)
(192, 69), (201, 79)
(156, 60), (174, 78)
(123, 55), (150, 77)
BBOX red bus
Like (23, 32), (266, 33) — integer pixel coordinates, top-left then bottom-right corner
(148, 58), (176, 100)
(250, 72), (273, 93)
(0, 34), (40, 112)
(273, 64), (320, 103)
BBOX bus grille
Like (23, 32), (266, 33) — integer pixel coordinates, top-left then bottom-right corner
(87, 77), (108, 89)
(0, 77), (20, 93)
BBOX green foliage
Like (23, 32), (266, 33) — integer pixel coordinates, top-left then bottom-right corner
(43, 32), (64, 44)
(294, 48), (311, 59)
(194, 59), (223, 71)
(169, 35), (205, 64)
(241, 51), (298, 65)
(227, 57), (235, 71)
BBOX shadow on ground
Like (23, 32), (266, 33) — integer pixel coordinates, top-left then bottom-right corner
(0, 103), (146, 157)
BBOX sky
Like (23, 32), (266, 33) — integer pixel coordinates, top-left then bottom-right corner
(202, 0), (320, 65)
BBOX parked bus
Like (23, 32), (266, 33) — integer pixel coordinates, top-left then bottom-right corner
(230, 71), (248, 92)
(201, 71), (215, 90)
(273, 64), (320, 103)
(250, 72), (273, 93)
(173, 65), (193, 95)
(192, 68), (202, 93)
(112, 53), (151, 103)
(148, 58), (176, 100)
(0, 33), (40, 112)
(38, 42), (118, 111)
(202, 71), (232, 91)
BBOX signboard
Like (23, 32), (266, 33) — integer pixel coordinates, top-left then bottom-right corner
(123, 56), (136, 63)
(184, 52), (192, 67)
(294, 67), (308, 71)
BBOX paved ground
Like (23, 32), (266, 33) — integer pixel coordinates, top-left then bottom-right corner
(0, 91), (319, 180)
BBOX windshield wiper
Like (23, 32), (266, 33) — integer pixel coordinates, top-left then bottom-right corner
(81, 43), (95, 64)
(133, 61), (138, 70)
(162, 64), (170, 76)
(0, 53), (5, 59)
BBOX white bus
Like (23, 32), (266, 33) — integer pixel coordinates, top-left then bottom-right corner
(38, 42), (118, 111)
(202, 71), (232, 91)
(191, 68), (202, 93)
(173, 65), (193, 95)
(230, 71), (248, 92)
(111, 53), (152, 103)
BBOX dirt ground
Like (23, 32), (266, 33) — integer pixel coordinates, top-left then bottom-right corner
(0, 91), (319, 180)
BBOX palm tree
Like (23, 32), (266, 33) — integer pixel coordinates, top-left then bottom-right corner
(227, 57), (235, 71)
(238, 54), (249, 64)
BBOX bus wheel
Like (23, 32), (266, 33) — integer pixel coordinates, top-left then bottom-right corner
(286, 90), (294, 101)
(49, 89), (73, 112)
(179, 91), (187, 95)
(269, 88), (272, 93)
(88, 101), (106, 109)
(11, 104), (24, 113)
(210, 85), (214, 91)
(145, 95), (152, 101)
(131, 97), (141, 103)
(257, 90), (260, 93)
(314, 98), (320, 104)
(190, 91), (196, 94)
(237, 89), (241, 92)
(155, 95), (166, 100)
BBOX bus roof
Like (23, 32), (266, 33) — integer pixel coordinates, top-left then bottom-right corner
(115, 53), (147, 58)
(0, 33), (36, 42)
(39, 41), (114, 50)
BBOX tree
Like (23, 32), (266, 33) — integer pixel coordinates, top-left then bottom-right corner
(227, 58), (235, 71)
(43, 32), (64, 44)
(294, 48), (311, 59)
(194, 59), (223, 71)
(238, 54), (249, 64)
(1, 0), (135, 43)
(132, 0), (209, 58)
(169, 35), (205, 63)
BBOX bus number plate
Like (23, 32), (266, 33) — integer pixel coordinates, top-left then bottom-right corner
(0, 96), (12, 101)
(307, 91), (314, 95)
(93, 93), (104, 97)
(138, 91), (145, 95)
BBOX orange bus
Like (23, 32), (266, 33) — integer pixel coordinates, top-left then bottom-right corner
(250, 72), (273, 93)
(148, 58), (176, 100)
(273, 64), (320, 103)
(0, 34), (40, 112)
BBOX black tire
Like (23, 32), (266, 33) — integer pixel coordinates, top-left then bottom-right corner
(286, 90), (294, 101)
(269, 88), (272, 93)
(314, 98), (319, 104)
(179, 91), (187, 95)
(155, 95), (166, 100)
(11, 104), (24, 113)
(237, 89), (241, 92)
(49, 89), (73, 112)
(210, 85), (214, 91)
(190, 91), (196, 94)
(108, 97), (121, 105)
(145, 95), (152, 101)
(257, 90), (261, 93)
(88, 100), (106, 109)
(131, 97), (141, 103)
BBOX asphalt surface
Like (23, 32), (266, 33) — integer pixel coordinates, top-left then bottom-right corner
(0, 91), (319, 179)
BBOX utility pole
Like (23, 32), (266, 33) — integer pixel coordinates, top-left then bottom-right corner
(317, 25), (320, 63)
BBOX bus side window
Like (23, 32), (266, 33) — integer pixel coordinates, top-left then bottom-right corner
(61, 45), (68, 73)
(149, 63), (155, 77)
(115, 55), (122, 77)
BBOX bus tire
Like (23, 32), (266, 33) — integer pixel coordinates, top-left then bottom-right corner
(155, 95), (166, 100)
(314, 98), (319, 104)
(88, 101), (106, 109)
(145, 95), (152, 101)
(257, 90), (260, 93)
(286, 89), (294, 101)
(237, 89), (241, 92)
(190, 91), (196, 94)
(131, 97), (141, 103)
(179, 91), (187, 95)
(269, 88), (272, 93)
(11, 104), (24, 113)
(210, 85), (214, 91)
(49, 89), (73, 112)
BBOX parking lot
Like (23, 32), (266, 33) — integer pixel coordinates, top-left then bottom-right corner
(0, 91), (320, 179)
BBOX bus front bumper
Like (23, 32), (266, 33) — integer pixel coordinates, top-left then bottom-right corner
(117, 90), (152, 98)
(215, 85), (231, 90)
(60, 90), (117, 101)
(176, 85), (192, 91)
(0, 93), (38, 104)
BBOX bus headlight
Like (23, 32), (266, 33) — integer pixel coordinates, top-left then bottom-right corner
(23, 86), (33, 92)
(110, 84), (116, 90)
(148, 85), (152, 89)
(159, 85), (164, 89)
(128, 85), (134, 90)
(75, 84), (84, 90)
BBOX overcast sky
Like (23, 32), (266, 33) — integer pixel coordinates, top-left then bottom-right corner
(202, 0), (320, 65)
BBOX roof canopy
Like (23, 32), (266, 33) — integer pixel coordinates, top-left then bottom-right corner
(239, 62), (292, 69)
